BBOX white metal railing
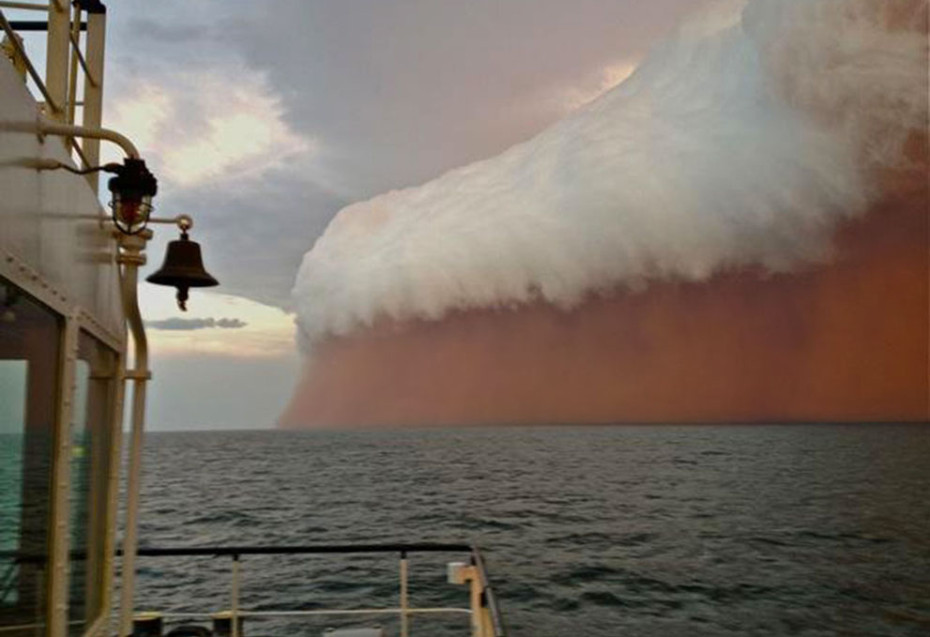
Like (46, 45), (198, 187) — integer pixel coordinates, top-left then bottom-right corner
(0, 0), (106, 191)
(122, 544), (507, 637)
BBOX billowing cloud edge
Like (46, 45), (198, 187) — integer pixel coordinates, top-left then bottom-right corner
(293, 0), (927, 351)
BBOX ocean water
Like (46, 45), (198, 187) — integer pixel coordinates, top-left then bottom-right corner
(128, 425), (930, 637)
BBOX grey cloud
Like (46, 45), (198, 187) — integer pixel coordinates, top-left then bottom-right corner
(215, 318), (247, 328)
(146, 317), (248, 331)
(231, 0), (705, 194)
(144, 169), (348, 309)
(146, 352), (299, 430)
(127, 18), (212, 44)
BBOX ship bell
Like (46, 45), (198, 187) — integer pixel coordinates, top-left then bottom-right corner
(147, 231), (218, 311)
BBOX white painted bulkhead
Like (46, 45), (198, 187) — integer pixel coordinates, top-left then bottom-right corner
(0, 55), (122, 339)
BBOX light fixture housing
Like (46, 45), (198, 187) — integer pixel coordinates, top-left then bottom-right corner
(107, 158), (157, 234)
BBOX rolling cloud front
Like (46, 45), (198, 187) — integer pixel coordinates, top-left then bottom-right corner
(292, 0), (926, 348)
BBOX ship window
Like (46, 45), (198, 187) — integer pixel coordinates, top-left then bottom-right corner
(0, 279), (62, 637)
(68, 332), (117, 636)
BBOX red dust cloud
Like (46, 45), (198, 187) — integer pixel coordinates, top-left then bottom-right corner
(280, 1), (929, 428)
(280, 156), (928, 427)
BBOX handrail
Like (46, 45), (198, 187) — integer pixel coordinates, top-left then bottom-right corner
(0, 116), (140, 158)
(9, 19), (85, 30)
(122, 543), (473, 557)
(1, 4), (107, 178)
(471, 545), (507, 637)
(116, 231), (152, 637)
(110, 543), (507, 637)
(70, 135), (91, 168)
(0, 2), (49, 11)
(155, 608), (473, 619)
(68, 29), (97, 86)
(1, 545), (508, 636)
(0, 10), (62, 113)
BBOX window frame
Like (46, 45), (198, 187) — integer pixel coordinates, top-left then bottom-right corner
(0, 253), (125, 637)
(0, 278), (62, 636)
(69, 329), (120, 636)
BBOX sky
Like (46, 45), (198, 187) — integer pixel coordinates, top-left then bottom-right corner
(91, 0), (710, 430)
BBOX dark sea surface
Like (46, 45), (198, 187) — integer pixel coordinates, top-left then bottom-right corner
(129, 425), (930, 637)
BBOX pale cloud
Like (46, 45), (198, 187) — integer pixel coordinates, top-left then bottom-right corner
(140, 287), (295, 358)
(105, 86), (173, 153)
(106, 70), (314, 189)
(557, 61), (640, 112)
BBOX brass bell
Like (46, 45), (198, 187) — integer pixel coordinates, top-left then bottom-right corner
(147, 230), (218, 311)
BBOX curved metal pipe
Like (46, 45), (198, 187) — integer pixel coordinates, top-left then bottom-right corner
(38, 116), (140, 158)
(115, 231), (151, 637)
(0, 116), (140, 158)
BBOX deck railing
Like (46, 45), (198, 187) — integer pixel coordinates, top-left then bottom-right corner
(119, 543), (507, 637)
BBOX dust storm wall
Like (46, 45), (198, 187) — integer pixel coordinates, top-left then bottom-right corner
(280, 170), (927, 427)
(281, 0), (929, 427)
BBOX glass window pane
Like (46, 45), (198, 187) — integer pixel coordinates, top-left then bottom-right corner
(67, 332), (117, 636)
(0, 279), (61, 637)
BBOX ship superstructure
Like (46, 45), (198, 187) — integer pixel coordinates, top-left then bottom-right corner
(1, 3), (124, 637)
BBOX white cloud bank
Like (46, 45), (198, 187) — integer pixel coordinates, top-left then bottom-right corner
(293, 0), (926, 349)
